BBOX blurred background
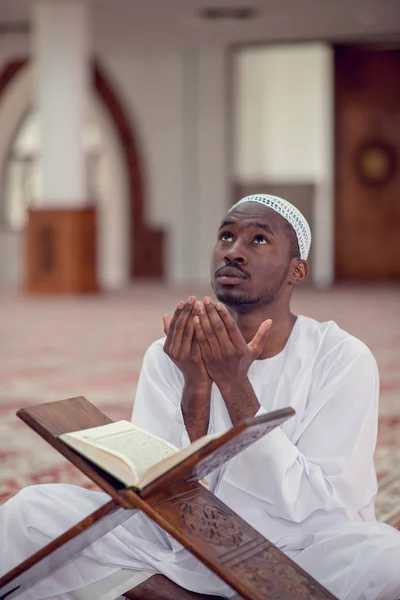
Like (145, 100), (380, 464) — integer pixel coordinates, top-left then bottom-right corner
(0, 0), (399, 527)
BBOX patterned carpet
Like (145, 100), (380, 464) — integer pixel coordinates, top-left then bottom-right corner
(0, 283), (399, 529)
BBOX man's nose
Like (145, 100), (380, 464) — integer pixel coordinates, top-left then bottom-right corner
(224, 242), (248, 265)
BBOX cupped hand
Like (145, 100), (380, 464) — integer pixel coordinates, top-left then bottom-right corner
(193, 297), (272, 386)
(163, 297), (211, 388)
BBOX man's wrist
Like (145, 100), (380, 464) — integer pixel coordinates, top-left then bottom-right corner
(183, 376), (212, 394)
(214, 375), (251, 395)
(181, 378), (211, 442)
(216, 376), (261, 423)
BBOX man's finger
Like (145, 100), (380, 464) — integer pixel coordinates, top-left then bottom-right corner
(193, 315), (209, 356)
(191, 334), (202, 361)
(164, 302), (184, 351)
(163, 314), (172, 336)
(170, 297), (196, 356)
(215, 302), (245, 347)
(180, 311), (195, 357)
(248, 319), (273, 358)
(203, 297), (232, 349)
(196, 301), (220, 354)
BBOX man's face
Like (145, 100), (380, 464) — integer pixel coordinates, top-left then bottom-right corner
(211, 203), (294, 310)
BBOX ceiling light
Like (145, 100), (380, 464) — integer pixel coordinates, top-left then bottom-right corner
(199, 7), (258, 21)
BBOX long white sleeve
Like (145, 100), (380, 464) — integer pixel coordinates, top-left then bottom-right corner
(130, 338), (188, 448)
(220, 338), (379, 525)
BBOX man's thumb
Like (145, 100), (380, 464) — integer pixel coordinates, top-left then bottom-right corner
(163, 314), (172, 336)
(248, 319), (273, 357)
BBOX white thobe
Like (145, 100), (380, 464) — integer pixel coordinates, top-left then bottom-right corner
(1, 316), (400, 600)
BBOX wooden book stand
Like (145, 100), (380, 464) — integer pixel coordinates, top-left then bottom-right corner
(0, 397), (337, 600)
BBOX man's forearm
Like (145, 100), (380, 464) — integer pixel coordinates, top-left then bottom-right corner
(181, 381), (212, 442)
(216, 377), (260, 425)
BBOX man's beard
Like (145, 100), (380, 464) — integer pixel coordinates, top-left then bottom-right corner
(212, 264), (290, 312)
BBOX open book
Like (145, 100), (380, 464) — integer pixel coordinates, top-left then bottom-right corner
(59, 421), (221, 490)
(58, 407), (294, 491)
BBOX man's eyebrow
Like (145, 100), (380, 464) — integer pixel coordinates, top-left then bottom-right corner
(218, 219), (276, 237)
(218, 219), (236, 230)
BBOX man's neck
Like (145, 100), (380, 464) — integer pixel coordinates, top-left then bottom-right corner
(232, 306), (297, 359)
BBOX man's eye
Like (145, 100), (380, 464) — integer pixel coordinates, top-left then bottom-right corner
(253, 235), (268, 245)
(220, 232), (233, 242)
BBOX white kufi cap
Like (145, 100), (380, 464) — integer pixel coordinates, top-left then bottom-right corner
(229, 194), (311, 260)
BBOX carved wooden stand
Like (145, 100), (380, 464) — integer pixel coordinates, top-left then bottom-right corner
(0, 397), (337, 600)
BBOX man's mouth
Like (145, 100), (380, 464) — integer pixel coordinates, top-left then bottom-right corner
(215, 267), (248, 285)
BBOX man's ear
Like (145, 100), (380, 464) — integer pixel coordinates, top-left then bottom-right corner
(289, 259), (309, 286)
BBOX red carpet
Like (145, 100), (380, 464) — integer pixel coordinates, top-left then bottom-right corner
(0, 284), (399, 528)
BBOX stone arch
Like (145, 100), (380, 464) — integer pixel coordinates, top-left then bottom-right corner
(0, 58), (164, 279)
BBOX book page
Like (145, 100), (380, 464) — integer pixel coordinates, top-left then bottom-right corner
(66, 421), (179, 481)
(139, 432), (221, 488)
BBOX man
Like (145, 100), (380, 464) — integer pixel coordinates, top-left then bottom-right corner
(1, 194), (400, 600)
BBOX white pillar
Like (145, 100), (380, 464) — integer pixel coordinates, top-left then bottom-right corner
(174, 46), (230, 285)
(180, 50), (199, 282)
(234, 44), (335, 288)
(197, 47), (230, 282)
(233, 48), (269, 182)
(32, 0), (90, 207)
(311, 47), (334, 289)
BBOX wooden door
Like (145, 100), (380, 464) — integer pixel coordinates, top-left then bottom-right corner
(335, 46), (400, 280)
